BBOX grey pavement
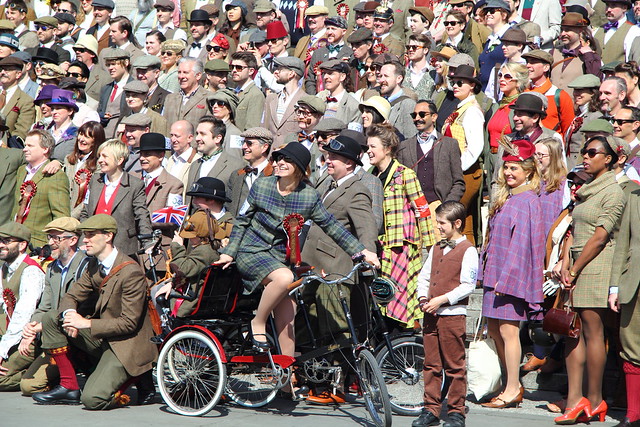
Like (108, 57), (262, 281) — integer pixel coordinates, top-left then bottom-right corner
(0, 388), (625, 427)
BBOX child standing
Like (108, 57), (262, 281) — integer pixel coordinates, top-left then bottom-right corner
(412, 201), (478, 427)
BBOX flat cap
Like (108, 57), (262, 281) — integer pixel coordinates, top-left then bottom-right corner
(447, 53), (475, 68)
(11, 51), (32, 63)
(92, 0), (115, 9)
(102, 47), (130, 60)
(306, 5), (329, 15)
(568, 74), (601, 89)
(253, 0), (276, 13)
(200, 3), (220, 16)
(59, 76), (86, 89)
(121, 112), (152, 127)
(371, 52), (400, 66)
(408, 6), (434, 24)
(154, 0), (175, 10)
(602, 61), (622, 73)
(315, 118), (346, 132)
(319, 59), (350, 73)
(39, 63), (65, 79)
(353, 1), (367, 12)
(273, 56), (305, 76)
(325, 16), (348, 29)
(226, 0), (248, 16)
(580, 118), (613, 134)
(54, 12), (76, 25)
(347, 27), (374, 44)
(522, 49), (553, 65)
(0, 56), (26, 68)
(34, 16), (59, 27)
(124, 80), (150, 94)
(249, 30), (266, 43)
(205, 59), (230, 72)
(605, 135), (631, 156)
(43, 217), (80, 233)
(0, 19), (16, 32)
(132, 54), (162, 69)
(297, 95), (326, 114)
(363, 1), (380, 11)
(0, 33), (19, 50)
(207, 88), (239, 114)
(240, 126), (273, 143)
(484, 0), (510, 9)
(0, 222), (31, 242)
(501, 27), (526, 44)
(161, 39), (186, 53)
(77, 214), (118, 233)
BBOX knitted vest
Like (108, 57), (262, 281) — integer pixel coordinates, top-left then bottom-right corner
(444, 99), (477, 153)
(416, 139), (438, 202)
(550, 49), (585, 95)
(428, 239), (473, 305)
(594, 22), (633, 64)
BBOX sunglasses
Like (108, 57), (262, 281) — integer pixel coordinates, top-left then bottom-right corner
(452, 80), (469, 87)
(242, 138), (259, 146)
(210, 100), (228, 108)
(580, 147), (606, 158)
(272, 154), (294, 163)
(497, 72), (514, 81)
(405, 45), (424, 51)
(206, 45), (224, 52)
(443, 21), (462, 26)
(267, 37), (286, 44)
(35, 25), (51, 31)
(410, 111), (433, 119)
(67, 72), (83, 78)
(611, 118), (636, 125)
(73, 48), (87, 54)
(484, 8), (499, 15)
(160, 51), (176, 56)
(230, 64), (248, 71)
(316, 132), (338, 140)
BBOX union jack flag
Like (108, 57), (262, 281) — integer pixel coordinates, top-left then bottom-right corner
(151, 205), (188, 226)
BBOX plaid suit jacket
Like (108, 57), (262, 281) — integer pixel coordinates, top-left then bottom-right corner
(12, 160), (70, 246)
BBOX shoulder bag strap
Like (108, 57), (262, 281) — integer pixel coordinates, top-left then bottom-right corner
(554, 88), (562, 131)
(100, 260), (137, 289)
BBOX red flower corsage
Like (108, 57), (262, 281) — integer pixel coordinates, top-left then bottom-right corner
(11, 106), (19, 113)
(372, 43), (389, 55)
(20, 180), (37, 199)
(336, 3), (349, 18)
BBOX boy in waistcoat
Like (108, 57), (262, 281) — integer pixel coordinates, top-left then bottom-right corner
(412, 201), (478, 427)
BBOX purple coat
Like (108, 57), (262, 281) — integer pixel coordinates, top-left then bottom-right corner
(539, 180), (565, 238)
(480, 189), (545, 304)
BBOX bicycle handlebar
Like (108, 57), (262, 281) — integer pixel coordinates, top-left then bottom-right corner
(288, 261), (376, 295)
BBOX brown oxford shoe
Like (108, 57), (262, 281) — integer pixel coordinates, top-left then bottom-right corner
(521, 354), (547, 372)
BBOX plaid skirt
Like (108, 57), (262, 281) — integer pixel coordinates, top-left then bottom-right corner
(236, 247), (288, 293)
(482, 288), (530, 321)
(380, 242), (423, 327)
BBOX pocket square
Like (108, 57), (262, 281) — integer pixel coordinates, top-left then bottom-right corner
(196, 104), (205, 109)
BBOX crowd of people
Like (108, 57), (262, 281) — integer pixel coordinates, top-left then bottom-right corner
(0, 0), (639, 426)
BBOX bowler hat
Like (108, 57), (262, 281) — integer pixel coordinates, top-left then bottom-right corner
(502, 138), (536, 162)
(340, 128), (367, 149)
(0, 222), (31, 242)
(32, 47), (58, 64)
(266, 21), (288, 40)
(188, 9), (213, 24)
(43, 217), (80, 233)
(449, 64), (481, 87)
(47, 89), (79, 111)
(602, 0), (631, 6)
(186, 177), (232, 202)
(77, 214), (118, 233)
(140, 133), (168, 151)
(323, 134), (363, 166)
(511, 93), (547, 117)
(271, 143), (311, 173)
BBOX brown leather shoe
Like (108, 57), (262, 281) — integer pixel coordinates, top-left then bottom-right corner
(521, 354), (547, 372)
(481, 387), (524, 409)
(306, 390), (347, 405)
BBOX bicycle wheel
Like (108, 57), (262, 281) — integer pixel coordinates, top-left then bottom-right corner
(225, 359), (289, 408)
(156, 330), (227, 416)
(375, 335), (424, 416)
(357, 348), (393, 427)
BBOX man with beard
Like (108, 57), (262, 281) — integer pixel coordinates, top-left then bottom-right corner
(262, 57), (306, 148)
(28, 17), (72, 66)
(244, 0), (277, 44)
(305, 16), (353, 94)
(185, 10), (214, 64)
(54, 13), (77, 60)
(378, 61), (418, 138)
(600, 76), (628, 119)
(18, 218), (88, 396)
(204, 59), (230, 93)
(0, 222), (45, 391)
(129, 0), (157, 46)
(593, 0), (640, 64)
(229, 51), (265, 132)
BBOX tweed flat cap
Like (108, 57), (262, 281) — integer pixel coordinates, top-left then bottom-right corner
(132, 55), (162, 69)
(161, 39), (186, 53)
(580, 118), (613, 134)
(297, 95), (326, 114)
(306, 5), (329, 15)
(273, 56), (305, 76)
(568, 74), (601, 89)
(207, 88), (240, 114)
(102, 48), (130, 60)
(77, 214), (118, 233)
(0, 222), (31, 241)
(347, 27), (374, 44)
(92, 0), (115, 9)
(54, 12), (76, 25)
(34, 16), (58, 27)
(43, 217), (80, 233)
(124, 80), (150, 94)
(522, 49), (553, 65)
(315, 118), (346, 132)
(325, 16), (348, 29)
(205, 59), (230, 72)
(121, 113), (152, 127)
(240, 126), (273, 142)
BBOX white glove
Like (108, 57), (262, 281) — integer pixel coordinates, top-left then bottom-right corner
(543, 277), (562, 296)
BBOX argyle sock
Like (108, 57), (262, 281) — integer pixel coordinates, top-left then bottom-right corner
(49, 346), (79, 390)
(624, 361), (640, 422)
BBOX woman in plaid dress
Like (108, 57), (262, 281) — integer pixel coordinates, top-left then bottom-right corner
(556, 136), (626, 424)
(480, 138), (545, 409)
(366, 123), (436, 328)
(217, 143), (379, 362)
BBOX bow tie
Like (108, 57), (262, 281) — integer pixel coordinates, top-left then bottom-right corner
(327, 44), (342, 53)
(603, 21), (619, 31)
(513, 134), (530, 141)
(298, 131), (316, 143)
(326, 96), (338, 103)
(373, 36), (381, 43)
(438, 239), (456, 249)
(355, 62), (365, 71)
(561, 48), (577, 57)
(244, 166), (258, 175)
(191, 42), (201, 48)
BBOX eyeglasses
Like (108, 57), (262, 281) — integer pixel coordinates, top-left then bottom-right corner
(580, 148), (606, 158)
(294, 106), (313, 116)
(35, 25), (51, 31)
(242, 138), (258, 146)
(160, 51), (176, 56)
(497, 72), (514, 81)
(206, 45), (224, 52)
(443, 21), (462, 26)
(611, 118), (636, 125)
(534, 152), (549, 159)
(67, 72), (83, 78)
(410, 111), (433, 119)
(452, 80), (469, 87)
(0, 237), (20, 245)
(405, 45), (424, 51)
(230, 64), (248, 71)
(46, 234), (75, 243)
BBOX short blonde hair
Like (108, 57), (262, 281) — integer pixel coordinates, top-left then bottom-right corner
(97, 139), (129, 166)
(500, 62), (530, 93)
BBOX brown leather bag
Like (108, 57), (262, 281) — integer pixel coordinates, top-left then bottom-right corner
(543, 289), (581, 339)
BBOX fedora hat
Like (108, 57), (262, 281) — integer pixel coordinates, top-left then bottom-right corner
(323, 134), (363, 166)
(449, 64), (481, 87)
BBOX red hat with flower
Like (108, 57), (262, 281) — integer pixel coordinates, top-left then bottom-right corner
(211, 33), (230, 50)
(500, 136), (536, 162)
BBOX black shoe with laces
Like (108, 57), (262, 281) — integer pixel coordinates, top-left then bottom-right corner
(412, 409), (440, 427)
(443, 412), (465, 427)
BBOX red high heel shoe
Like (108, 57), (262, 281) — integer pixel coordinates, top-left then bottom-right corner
(554, 397), (592, 425)
(588, 400), (608, 422)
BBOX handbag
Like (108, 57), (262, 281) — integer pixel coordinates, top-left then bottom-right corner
(467, 316), (502, 401)
(542, 288), (581, 339)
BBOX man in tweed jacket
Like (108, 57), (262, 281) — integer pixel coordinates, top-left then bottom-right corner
(10, 130), (70, 247)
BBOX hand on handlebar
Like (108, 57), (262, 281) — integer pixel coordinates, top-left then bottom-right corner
(157, 281), (173, 300)
(362, 249), (380, 269)
(214, 254), (234, 269)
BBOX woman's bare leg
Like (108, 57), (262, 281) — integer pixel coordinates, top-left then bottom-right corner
(251, 268), (294, 342)
(564, 332), (586, 409)
(581, 308), (606, 408)
(498, 320), (522, 399)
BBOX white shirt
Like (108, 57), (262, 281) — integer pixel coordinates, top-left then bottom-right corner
(103, 173), (123, 204)
(255, 51), (288, 93)
(99, 248), (119, 276)
(157, 22), (188, 42)
(110, 74), (130, 102)
(416, 236), (478, 316)
(418, 130), (438, 156)
(212, 207), (227, 221)
(144, 167), (184, 207)
(408, 62), (428, 88)
(199, 152), (222, 178)
(245, 158), (269, 190)
(168, 147), (196, 176)
(0, 253), (45, 360)
(457, 95), (485, 171)
(276, 86), (301, 123)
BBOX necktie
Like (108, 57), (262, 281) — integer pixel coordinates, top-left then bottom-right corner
(99, 265), (107, 278)
(326, 96), (338, 103)
(109, 83), (118, 103)
(298, 131), (316, 143)
(0, 89), (5, 111)
(244, 166), (258, 175)
(561, 48), (577, 57)
(603, 21), (619, 31)
(438, 239), (456, 249)
(191, 42), (201, 48)
(373, 36), (381, 44)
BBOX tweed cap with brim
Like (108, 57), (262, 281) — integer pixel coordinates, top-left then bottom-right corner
(408, 7), (434, 23)
(121, 113), (152, 127)
(124, 80), (150, 94)
(92, 0), (115, 9)
(77, 214), (118, 233)
(207, 88), (239, 114)
(315, 118), (346, 133)
(43, 217), (80, 233)
(0, 19), (16, 31)
(240, 126), (273, 143)
(602, 61), (622, 73)
(102, 48), (130, 60)
(162, 39), (186, 53)
(205, 59), (231, 72)
(133, 55), (162, 69)
(306, 5), (329, 15)
(0, 222), (31, 242)
(347, 27), (374, 44)
(568, 74), (601, 89)
(253, 0), (276, 13)
(54, 12), (76, 25)
(273, 56), (305, 76)
(325, 16), (348, 29)
(604, 135), (631, 156)
(297, 95), (326, 114)
(249, 30), (267, 43)
(447, 53), (475, 68)
(522, 49), (553, 65)
(34, 17), (59, 28)
(580, 118), (613, 134)
(39, 63), (65, 79)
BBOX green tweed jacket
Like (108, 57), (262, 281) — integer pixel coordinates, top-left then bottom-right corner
(11, 160), (70, 246)
(0, 147), (25, 225)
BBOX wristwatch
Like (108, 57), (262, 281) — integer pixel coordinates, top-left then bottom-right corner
(569, 270), (577, 277)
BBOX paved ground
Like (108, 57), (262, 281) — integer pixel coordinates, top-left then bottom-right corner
(0, 388), (625, 427)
